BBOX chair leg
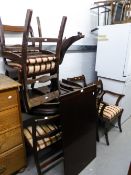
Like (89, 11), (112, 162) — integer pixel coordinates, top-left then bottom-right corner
(96, 128), (99, 142)
(34, 153), (42, 175)
(96, 118), (99, 142)
(118, 114), (122, 133)
(104, 122), (109, 146)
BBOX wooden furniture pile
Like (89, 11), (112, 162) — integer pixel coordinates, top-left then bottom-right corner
(0, 8), (86, 175)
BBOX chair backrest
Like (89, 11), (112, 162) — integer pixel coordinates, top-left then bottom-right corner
(0, 9), (35, 53)
(36, 16), (42, 50)
(60, 74), (87, 94)
(94, 79), (103, 97)
(67, 74), (87, 87)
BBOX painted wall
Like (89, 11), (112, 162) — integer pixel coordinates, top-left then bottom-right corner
(0, 0), (98, 83)
(0, 0), (97, 44)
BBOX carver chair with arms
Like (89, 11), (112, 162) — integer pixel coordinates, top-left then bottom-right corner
(95, 79), (124, 145)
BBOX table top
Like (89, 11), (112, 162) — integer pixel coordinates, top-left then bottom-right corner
(0, 74), (20, 91)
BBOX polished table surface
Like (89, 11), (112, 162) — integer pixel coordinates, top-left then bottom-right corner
(60, 85), (96, 175)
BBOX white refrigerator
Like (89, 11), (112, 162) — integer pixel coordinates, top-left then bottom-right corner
(95, 23), (131, 123)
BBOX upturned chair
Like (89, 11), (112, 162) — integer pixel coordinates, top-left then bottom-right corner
(0, 9), (67, 112)
(95, 79), (124, 145)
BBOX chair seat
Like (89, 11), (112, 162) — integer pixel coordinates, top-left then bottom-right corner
(99, 103), (122, 120)
(24, 123), (62, 151)
(7, 54), (56, 75)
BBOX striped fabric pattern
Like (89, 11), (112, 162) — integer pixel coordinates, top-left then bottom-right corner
(27, 61), (56, 75)
(7, 54), (56, 75)
(99, 103), (122, 120)
(24, 123), (62, 151)
(27, 55), (56, 64)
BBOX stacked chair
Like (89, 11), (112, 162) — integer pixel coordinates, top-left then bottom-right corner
(0, 9), (67, 174)
(0, 8), (86, 174)
(0, 9), (67, 112)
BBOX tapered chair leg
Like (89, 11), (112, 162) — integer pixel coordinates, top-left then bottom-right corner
(118, 114), (122, 133)
(104, 122), (109, 146)
(96, 118), (99, 142)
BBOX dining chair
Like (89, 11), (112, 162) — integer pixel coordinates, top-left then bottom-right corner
(95, 79), (124, 145)
(0, 9), (67, 112)
(23, 111), (63, 175)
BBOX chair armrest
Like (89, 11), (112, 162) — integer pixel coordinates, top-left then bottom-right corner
(103, 90), (124, 106)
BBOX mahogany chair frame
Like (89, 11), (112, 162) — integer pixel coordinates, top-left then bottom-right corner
(95, 79), (124, 145)
(0, 9), (67, 112)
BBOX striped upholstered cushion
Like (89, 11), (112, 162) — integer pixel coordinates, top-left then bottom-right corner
(27, 55), (56, 64)
(7, 54), (56, 75)
(99, 103), (122, 120)
(24, 123), (61, 151)
(27, 62), (56, 75)
(8, 61), (56, 75)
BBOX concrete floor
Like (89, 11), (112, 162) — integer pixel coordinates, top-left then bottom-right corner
(17, 117), (131, 175)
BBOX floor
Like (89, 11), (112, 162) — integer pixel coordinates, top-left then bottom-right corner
(18, 117), (131, 175)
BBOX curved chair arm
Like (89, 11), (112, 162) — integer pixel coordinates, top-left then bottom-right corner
(102, 90), (124, 106)
(59, 32), (84, 64)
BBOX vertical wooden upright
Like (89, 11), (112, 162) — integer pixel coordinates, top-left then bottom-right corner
(60, 85), (96, 175)
(0, 74), (26, 175)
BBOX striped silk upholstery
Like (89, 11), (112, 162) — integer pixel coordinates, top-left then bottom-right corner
(99, 103), (122, 120)
(24, 123), (62, 151)
(27, 61), (56, 75)
(27, 55), (56, 64)
(7, 54), (56, 75)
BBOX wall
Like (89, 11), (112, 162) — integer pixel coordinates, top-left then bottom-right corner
(0, 0), (98, 83)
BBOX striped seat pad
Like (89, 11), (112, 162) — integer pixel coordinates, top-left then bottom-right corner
(26, 54), (56, 64)
(24, 123), (62, 151)
(7, 61), (56, 75)
(27, 61), (56, 75)
(99, 103), (122, 120)
(6, 53), (56, 64)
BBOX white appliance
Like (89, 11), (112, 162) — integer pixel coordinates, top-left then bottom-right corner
(95, 23), (131, 123)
